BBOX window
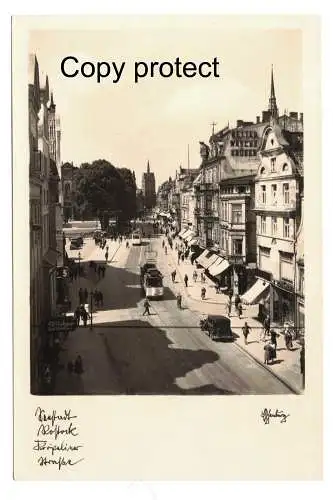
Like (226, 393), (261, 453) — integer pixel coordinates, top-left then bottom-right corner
(271, 184), (277, 203)
(271, 216), (277, 235)
(232, 204), (242, 224)
(283, 218), (290, 238)
(233, 239), (243, 256)
(270, 157), (276, 172)
(283, 183), (290, 204)
(299, 266), (304, 295)
(261, 185), (266, 203)
(280, 251), (294, 282)
(238, 186), (246, 194)
(261, 216), (267, 234)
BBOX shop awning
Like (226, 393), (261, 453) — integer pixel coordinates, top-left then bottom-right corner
(196, 250), (219, 269)
(183, 231), (195, 241)
(241, 278), (270, 305)
(178, 228), (188, 238)
(188, 237), (199, 246)
(210, 259), (230, 277)
(181, 229), (193, 240)
(195, 249), (210, 266)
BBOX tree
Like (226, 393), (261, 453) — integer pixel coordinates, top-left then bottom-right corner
(73, 159), (138, 230)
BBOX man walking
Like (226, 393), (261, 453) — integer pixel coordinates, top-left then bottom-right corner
(192, 270), (198, 282)
(171, 270), (176, 283)
(143, 298), (151, 316)
(184, 274), (189, 287)
(242, 322), (251, 345)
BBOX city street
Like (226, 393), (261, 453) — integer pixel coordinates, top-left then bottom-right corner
(55, 236), (293, 395)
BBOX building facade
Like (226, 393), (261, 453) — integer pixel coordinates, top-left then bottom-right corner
(29, 54), (62, 393)
(253, 120), (303, 326)
(141, 161), (156, 209)
(29, 54), (43, 394)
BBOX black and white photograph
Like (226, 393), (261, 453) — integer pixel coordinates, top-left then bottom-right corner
(27, 23), (306, 397)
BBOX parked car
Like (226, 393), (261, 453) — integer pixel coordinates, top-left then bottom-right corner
(199, 314), (234, 341)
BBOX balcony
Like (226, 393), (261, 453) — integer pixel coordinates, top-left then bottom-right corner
(199, 183), (213, 191)
(194, 207), (219, 219)
(254, 200), (296, 213)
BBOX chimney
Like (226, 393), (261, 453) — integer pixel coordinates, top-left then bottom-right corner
(256, 116), (260, 124)
(236, 119), (243, 128)
(289, 112), (298, 120)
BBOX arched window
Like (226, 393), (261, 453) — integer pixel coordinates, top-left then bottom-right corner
(260, 167), (266, 175)
(282, 163), (289, 172)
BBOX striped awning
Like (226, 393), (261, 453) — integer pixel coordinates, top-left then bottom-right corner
(183, 231), (195, 241)
(209, 258), (230, 277)
(241, 278), (270, 305)
(182, 229), (193, 240)
(178, 228), (188, 238)
(196, 250), (219, 269)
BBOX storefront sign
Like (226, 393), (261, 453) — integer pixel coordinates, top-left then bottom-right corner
(47, 316), (76, 333)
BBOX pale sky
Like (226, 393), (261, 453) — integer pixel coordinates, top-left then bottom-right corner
(29, 21), (302, 188)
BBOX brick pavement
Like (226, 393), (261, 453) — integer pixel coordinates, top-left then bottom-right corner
(162, 235), (303, 393)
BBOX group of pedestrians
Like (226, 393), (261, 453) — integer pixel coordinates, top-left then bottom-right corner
(74, 304), (90, 327)
(89, 260), (106, 279)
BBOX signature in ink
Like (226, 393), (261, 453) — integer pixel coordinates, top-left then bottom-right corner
(261, 408), (290, 424)
(37, 455), (84, 470)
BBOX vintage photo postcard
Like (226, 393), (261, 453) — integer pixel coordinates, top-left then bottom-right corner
(13, 15), (322, 480)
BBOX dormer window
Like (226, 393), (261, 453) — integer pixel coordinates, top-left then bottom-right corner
(282, 163), (288, 172)
(260, 167), (265, 175)
(271, 139), (274, 146)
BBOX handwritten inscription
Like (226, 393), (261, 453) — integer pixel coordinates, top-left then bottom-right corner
(261, 408), (290, 424)
(33, 407), (84, 470)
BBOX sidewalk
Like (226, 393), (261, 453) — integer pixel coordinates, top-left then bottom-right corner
(163, 235), (303, 393)
(54, 238), (122, 394)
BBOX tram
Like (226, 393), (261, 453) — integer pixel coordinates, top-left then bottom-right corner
(132, 231), (142, 246)
(142, 268), (164, 299)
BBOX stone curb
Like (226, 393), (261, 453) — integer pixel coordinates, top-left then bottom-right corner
(233, 341), (301, 395)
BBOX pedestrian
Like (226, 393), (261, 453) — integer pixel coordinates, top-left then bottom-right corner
(176, 292), (182, 309)
(164, 246), (167, 255)
(181, 253), (185, 262)
(242, 322), (251, 345)
(192, 270), (198, 282)
(227, 299), (232, 317)
(94, 289), (99, 306)
(263, 316), (270, 338)
(143, 298), (151, 316)
(184, 274), (189, 287)
(270, 330), (279, 349)
(171, 270), (176, 283)
(84, 288), (88, 303)
(201, 272), (206, 283)
(264, 343), (271, 364)
(201, 287), (206, 300)
(237, 302), (243, 318)
(80, 305), (89, 327)
(284, 328), (293, 350)
(74, 355), (83, 375)
(74, 306), (81, 327)
(162, 240), (165, 248)
(234, 294), (241, 310)
(78, 287), (84, 304)
(105, 251), (109, 263)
